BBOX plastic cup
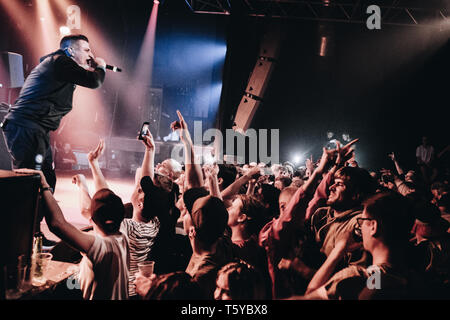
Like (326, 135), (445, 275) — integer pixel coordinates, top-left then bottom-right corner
(31, 253), (53, 286)
(137, 261), (155, 278)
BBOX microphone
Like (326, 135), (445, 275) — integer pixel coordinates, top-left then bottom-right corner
(88, 57), (122, 72)
(106, 64), (122, 72)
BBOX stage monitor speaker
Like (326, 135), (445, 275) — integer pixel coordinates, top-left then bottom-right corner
(0, 171), (40, 299)
(232, 95), (261, 134)
(0, 52), (25, 89)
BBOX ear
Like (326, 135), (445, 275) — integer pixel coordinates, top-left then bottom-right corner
(369, 220), (378, 237)
(64, 47), (73, 57)
(188, 226), (196, 240)
(237, 213), (247, 224)
(217, 177), (223, 186)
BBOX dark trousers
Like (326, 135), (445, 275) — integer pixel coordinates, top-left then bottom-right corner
(2, 121), (56, 191)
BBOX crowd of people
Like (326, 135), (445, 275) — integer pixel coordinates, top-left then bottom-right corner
(15, 110), (450, 300)
(3, 33), (448, 300)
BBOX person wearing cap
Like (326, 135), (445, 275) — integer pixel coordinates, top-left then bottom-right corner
(15, 168), (129, 300)
(182, 188), (234, 299)
(169, 110), (233, 299)
(72, 135), (168, 299)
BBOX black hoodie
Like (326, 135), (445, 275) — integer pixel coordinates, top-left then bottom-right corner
(5, 50), (105, 131)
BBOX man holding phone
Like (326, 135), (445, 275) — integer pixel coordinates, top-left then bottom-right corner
(1, 34), (106, 191)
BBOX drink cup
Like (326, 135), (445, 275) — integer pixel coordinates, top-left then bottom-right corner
(137, 261), (155, 278)
(31, 253), (52, 286)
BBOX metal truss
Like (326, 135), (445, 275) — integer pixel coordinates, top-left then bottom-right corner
(184, 0), (450, 27)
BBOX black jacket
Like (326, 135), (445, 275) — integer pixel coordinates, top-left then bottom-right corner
(5, 50), (105, 131)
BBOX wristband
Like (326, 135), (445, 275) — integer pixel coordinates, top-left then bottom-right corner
(41, 186), (53, 194)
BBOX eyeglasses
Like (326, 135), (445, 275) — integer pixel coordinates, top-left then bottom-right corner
(354, 217), (376, 237)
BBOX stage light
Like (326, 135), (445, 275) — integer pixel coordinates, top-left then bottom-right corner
(154, 0), (160, 4)
(319, 36), (328, 57)
(59, 26), (71, 36)
(40, 17), (45, 22)
(293, 154), (303, 165)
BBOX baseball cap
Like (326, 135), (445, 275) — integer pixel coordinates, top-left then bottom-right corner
(190, 195), (228, 246)
(91, 189), (125, 233)
(183, 187), (209, 214)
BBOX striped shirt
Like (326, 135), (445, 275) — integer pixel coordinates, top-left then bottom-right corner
(120, 217), (160, 296)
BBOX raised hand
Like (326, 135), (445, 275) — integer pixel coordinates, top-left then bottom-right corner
(335, 138), (358, 167)
(316, 147), (337, 174)
(72, 174), (88, 188)
(170, 110), (191, 144)
(87, 139), (105, 163)
(141, 130), (155, 152)
(305, 155), (315, 176)
(388, 152), (396, 161)
(203, 163), (219, 179)
(245, 165), (261, 180)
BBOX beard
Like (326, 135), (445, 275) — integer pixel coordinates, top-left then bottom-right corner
(327, 195), (355, 212)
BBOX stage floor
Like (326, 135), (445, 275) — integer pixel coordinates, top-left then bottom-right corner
(41, 170), (136, 242)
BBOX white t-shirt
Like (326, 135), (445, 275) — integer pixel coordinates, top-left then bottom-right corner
(120, 218), (160, 296)
(416, 145), (434, 164)
(78, 233), (130, 300)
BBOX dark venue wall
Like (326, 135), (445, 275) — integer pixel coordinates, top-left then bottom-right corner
(218, 8), (449, 170)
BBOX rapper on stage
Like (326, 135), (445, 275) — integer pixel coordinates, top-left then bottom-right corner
(1, 34), (106, 191)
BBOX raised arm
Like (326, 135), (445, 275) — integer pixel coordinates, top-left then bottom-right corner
(327, 139), (359, 176)
(260, 139), (359, 245)
(305, 155), (315, 179)
(388, 152), (404, 176)
(221, 166), (260, 200)
(246, 178), (257, 196)
(304, 148), (336, 220)
(87, 139), (109, 192)
(305, 229), (360, 295)
(15, 169), (94, 254)
(72, 174), (92, 220)
(171, 110), (203, 189)
(140, 132), (155, 181)
(204, 163), (222, 200)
